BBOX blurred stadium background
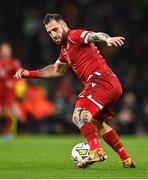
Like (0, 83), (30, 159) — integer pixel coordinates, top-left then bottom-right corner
(0, 0), (148, 137)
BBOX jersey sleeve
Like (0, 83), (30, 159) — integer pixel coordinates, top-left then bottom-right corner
(68, 29), (90, 44)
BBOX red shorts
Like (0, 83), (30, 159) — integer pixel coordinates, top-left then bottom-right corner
(75, 72), (122, 121)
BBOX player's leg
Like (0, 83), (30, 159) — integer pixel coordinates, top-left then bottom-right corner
(73, 97), (107, 168)
(2, 92), (17, 140)
(2, 110), (14, 140)
(93, 119), (136, 168)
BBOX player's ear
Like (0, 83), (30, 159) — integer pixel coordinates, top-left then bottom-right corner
(63, 21), (68, 27)
(59, 20), (68, 28)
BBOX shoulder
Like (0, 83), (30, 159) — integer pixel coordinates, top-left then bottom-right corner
(68, 29), (90, 44)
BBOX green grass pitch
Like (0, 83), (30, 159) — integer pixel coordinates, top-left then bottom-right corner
(0, 135), (148, 179)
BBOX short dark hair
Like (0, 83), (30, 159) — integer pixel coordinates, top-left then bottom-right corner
(43, 13), (64, 25)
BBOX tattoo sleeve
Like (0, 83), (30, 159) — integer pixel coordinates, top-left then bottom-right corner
(87, 32), (111, 43)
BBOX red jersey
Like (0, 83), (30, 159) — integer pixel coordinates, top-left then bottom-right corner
(0, 57), (21, 92)
(0, 57), (21, 107)
(58, 29), (113, 84)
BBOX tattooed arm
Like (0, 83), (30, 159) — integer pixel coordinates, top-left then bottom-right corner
(86, 32), (125, 47)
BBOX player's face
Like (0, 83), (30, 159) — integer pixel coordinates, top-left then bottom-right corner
(45, 20), (67, 45)
(0, 43), (12, 58)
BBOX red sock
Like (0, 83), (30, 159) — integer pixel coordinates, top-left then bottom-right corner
(80, 122), (101, 150)
(102, 129), (129, 161)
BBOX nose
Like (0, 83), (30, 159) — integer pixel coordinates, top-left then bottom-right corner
(51, 31), (57, 39)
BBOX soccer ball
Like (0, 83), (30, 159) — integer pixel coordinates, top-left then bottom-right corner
(71, 143), (90, 165)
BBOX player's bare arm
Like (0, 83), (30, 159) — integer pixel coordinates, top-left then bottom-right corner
(14, 61), (69, 79)
(39, 61), (69, 78)
(86, 32), (125, 47)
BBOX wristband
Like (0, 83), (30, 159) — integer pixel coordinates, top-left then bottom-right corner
(28, 70), (40, 78)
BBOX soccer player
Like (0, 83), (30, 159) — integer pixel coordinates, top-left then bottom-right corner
(0, 42), (21, 139)
(14, 13), (136, 168)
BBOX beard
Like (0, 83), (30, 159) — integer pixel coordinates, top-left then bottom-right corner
(53, 29), (67, 46)
(61, 30), (67, 45)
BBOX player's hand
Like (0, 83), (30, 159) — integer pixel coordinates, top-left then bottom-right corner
(106, 37), (125, 47)
(14, 68), (29, 79)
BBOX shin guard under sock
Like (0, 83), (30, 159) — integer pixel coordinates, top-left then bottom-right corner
(80, 121), (101, 150)
(102, 129), (129, 161)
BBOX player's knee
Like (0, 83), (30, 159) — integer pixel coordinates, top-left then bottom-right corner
(97, 121), (104, 130)
(72, 107), (92, 128)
